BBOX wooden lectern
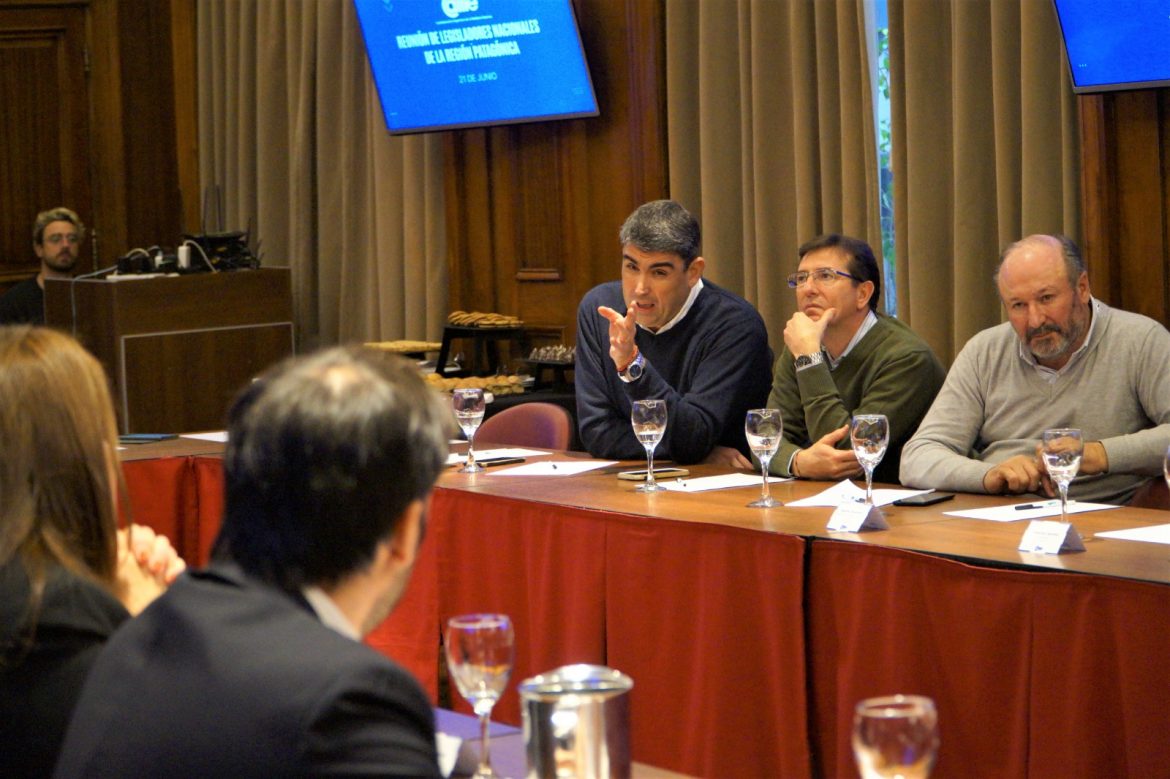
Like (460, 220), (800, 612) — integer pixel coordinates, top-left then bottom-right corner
(46, 268), (294, 434)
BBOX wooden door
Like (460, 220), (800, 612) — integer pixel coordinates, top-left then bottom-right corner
(0, 3), (93, 287)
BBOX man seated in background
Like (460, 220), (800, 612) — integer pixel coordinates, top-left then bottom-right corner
(767, 234), (945, 484)
(55, 347), (449, 777)
(576, 199), (772, 466)
(0, 208), (85, 325)
(901, 234), (1170, 504)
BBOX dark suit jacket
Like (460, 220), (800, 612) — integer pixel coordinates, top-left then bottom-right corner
(0, 561), (128, 779)
(54, 562), (441, 777)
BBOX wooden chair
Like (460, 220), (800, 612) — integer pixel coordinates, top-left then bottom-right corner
(476, 402), (573, 450)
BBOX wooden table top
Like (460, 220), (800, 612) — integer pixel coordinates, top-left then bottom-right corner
(440, 448), (1170, 585)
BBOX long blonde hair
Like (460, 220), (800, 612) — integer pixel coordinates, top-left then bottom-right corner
(0, 326), (121, 631)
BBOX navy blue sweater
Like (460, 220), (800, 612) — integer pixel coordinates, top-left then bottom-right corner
(575, 280), (772, 463)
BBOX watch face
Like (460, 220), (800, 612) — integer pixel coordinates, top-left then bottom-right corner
(627, 360), (643, 380)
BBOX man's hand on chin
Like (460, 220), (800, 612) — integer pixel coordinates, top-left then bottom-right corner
(783, 308), (836, 356)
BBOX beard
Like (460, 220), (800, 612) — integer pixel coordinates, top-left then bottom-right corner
(1027, 311), (1087, 363)
(43, 248), (78, 274)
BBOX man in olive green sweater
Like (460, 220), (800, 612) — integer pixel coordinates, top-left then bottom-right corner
(766, 234), (945, 485)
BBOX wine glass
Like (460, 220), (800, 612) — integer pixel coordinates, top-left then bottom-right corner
(631, 399), (667, 492)
(745, 408), (783, 508)
(453, 388), (486, 473)
(851, 415), (889, 505)
(1042, 428), (1083, 523)
(852, 694), (939, 779)
(445, 614), (515, 778)
(1163, 444), (1170, 491)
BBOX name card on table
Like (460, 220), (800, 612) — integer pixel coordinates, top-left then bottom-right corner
(827, 501), (889, 533)
(1017, 520), (1086, 555)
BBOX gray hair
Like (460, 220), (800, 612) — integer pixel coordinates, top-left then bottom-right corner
(618, 200), (701, 266)
(995, 234), (1085, 286)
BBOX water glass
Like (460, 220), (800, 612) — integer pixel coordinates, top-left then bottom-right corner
(1041, 428), (1083, 523)
(630, 399), (667, 492)
(745, 408), (782, 507)
(852, 694), (939, 779)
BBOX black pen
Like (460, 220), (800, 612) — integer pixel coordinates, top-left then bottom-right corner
(1014, 500), (1060, 511)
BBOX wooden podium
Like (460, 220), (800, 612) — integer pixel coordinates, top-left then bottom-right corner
(46, 268), (294, 433)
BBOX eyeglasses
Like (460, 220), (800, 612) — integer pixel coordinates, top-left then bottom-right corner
(44, 233), (80, 245)
(786, 267), (863, 288)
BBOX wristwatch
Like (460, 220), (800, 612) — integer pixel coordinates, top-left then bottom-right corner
(794, 351), (824, 372)
(619, 350), (646, 383)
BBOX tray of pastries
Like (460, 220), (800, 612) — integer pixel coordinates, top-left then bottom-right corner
(446, 311), (524, 329)
(424, 372), (527, 396)
(365, 340), (443, 354)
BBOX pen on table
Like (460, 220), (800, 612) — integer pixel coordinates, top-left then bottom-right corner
(1014, 500), (1062, 511)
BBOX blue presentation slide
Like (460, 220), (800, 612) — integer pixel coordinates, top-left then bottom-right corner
(355, 0), (599, 133)
(1055, 0), (1170, 90)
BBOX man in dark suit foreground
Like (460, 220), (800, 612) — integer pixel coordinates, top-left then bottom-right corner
(55, 346), (450, 777)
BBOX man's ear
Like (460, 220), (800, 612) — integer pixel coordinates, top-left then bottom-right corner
(857, 280), (875, 311)
(385, 499), (424, 570)
(687, 256), (706, 285)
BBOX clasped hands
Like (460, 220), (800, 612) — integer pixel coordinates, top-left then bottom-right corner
(116, 524), (187, 615)
(982, 441), (1108, 496)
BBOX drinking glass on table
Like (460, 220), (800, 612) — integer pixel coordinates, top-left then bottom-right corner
(851, 414), (889, 505)
(630, 399), (667, 492)
(745, 408), (782, 508)
(1164, 444), (1170, 491)
(453, 388), (486, 473)
(852, 694), (939, 779)
(445, 614), (515, 778)
(1042, 428), (1083, 523)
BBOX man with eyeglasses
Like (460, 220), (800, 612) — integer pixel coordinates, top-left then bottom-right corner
(766, 234), (945, 483)
(901, 234), (1170, 504)
(0, 207), (86, 325)
(576, 199), (772, 466)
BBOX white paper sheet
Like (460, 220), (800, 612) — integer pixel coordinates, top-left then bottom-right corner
(944, 500), (1118, 522)
(182, 431), (229, 443)
(489, 460), (617, 476)
(658, 473), (790, 493)
(1095, 523), (1170, 545)
(785, 479), (932, 508)
(445, 447), (552, 466)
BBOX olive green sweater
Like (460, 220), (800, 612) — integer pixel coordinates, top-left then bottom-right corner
(766, 314), (945, 484)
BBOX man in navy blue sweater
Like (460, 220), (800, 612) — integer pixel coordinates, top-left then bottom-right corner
(576, 200), (771, 466)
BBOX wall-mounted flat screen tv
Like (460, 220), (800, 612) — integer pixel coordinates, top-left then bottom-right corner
(1052, 0), (1170, 92)
(354, 0), (599, 135)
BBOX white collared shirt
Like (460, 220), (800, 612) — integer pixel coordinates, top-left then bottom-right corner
(302, 585), (359, 641)
(640, 279), (705, 335)
(1018, 298), (1100, 383)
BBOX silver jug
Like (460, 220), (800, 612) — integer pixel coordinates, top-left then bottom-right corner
(519, 664), (633, 779)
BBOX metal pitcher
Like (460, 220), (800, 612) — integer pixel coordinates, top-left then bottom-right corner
(519, 664), (633, 779)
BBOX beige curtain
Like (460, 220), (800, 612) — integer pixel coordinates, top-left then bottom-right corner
(197, 0), (447, 349)
(665, 0), (881, 347)
(890, 0), (1080, 364)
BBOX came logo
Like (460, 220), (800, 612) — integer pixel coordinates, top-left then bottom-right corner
(442, 0), (479, 20)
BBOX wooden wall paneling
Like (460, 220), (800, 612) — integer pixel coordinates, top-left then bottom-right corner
(114, 0), (183, 251)
(441, 0), (667, 354)
(1112, 90), (1166, 323)
(169, 0), (199, 234)
(1076, 94), (1116, 302)
(0, 2), (91, 282)
(87, 0), (129, 267)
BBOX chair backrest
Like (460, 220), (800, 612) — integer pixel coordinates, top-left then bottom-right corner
(476, 402), (573, 450)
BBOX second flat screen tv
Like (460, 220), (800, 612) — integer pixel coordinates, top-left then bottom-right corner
(1052, 0), (1170, 92)
(354, 0), (600, 135)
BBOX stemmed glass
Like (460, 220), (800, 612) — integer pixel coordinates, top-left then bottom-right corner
(1163, 444), (1170, 491)
(445, 614), (515, 778)
(745, 408), (783, 508)
(1042, 428), (1083, 523)
(852, 695), (939, 779)
(851, 415), (889, 505)
(631, 399), (667, 492)
(453, 388), (486, 473)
